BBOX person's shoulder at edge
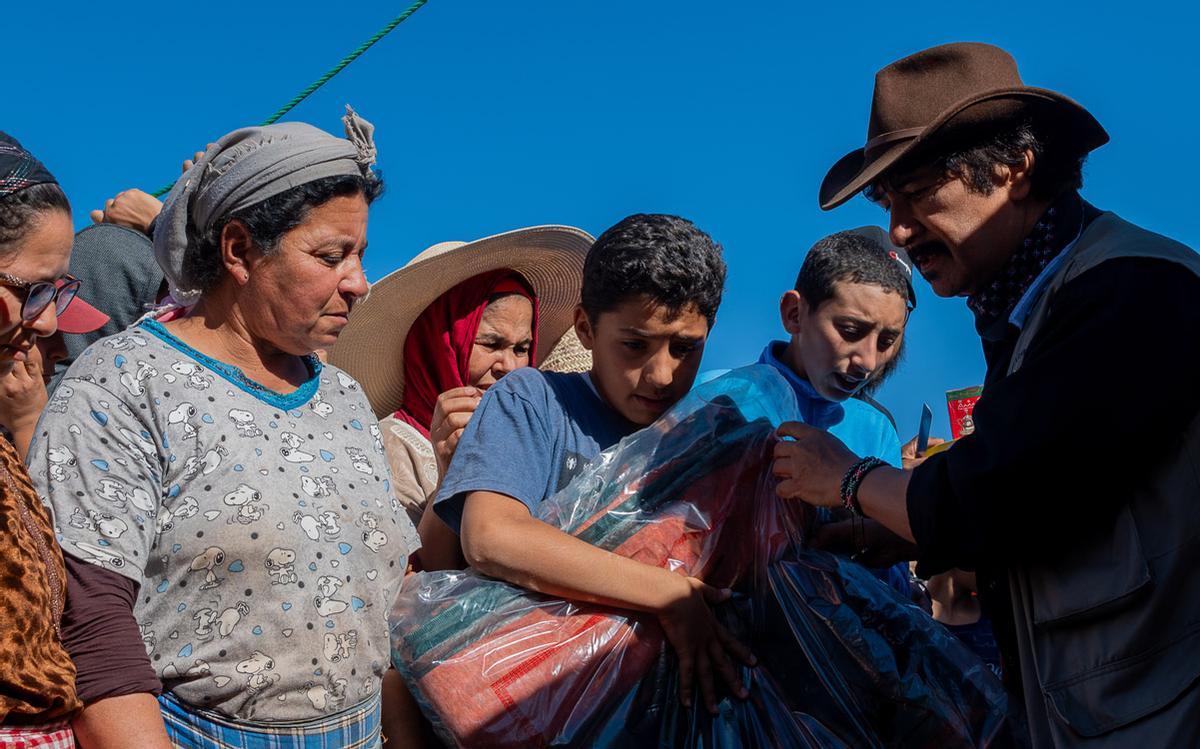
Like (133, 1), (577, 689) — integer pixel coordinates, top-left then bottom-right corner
(493, 365), (574, 393)
(52, 323), (200, 395)
(316, 360), (363, 391)
(378, 413), (433, 452)
(68, 224), (163, 301)
(847, 395), (904, 465)
(1069, 211), (1200, 295)
(1091, 210), (1194, 253)
(431, 368), (576, 528)
(71, 223), (154, 259)
(852, 393), (898, 436)
(55, 323), (167, 384)
(1060, 251), (1200, 323)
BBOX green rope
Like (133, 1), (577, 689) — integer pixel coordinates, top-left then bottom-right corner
(150, 0), (428, 197)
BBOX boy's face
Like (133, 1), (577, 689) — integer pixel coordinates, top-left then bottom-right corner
(780, 280), (906, 402)
(575, 296), (709, 426)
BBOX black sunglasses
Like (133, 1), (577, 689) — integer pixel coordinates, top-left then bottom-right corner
(0, 272), (81, 322)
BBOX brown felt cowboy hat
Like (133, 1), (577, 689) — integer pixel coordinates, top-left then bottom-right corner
(330, 225), (593, 417)
(819, 42), (1108, 210)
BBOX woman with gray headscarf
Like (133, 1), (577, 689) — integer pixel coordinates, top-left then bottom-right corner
(29, 108), (423, 748)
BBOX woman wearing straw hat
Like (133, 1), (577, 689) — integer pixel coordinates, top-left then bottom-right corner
(330, 225), (593, 572)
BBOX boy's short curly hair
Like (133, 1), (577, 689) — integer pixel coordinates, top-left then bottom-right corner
(582, 214), (727, 327)
(795, 231), (912, 310)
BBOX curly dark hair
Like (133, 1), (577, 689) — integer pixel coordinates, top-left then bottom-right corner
(795, 231), (912, 309)
(185, 172), (384, 293)
(582, 213), (727, 327)
(871, 112), (1088, 201)
(0, 182), (71, 258)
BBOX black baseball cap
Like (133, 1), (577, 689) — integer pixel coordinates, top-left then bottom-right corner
(845, 225), (916, 312)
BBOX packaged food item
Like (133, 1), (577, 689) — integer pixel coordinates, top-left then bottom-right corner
(946, 385), (984, 439)
(391, 367), (1011, 748)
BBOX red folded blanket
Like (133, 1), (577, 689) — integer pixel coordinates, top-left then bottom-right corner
(417, 604), (662, 748)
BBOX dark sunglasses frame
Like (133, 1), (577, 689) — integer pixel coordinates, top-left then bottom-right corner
(0, 272), (81, 322)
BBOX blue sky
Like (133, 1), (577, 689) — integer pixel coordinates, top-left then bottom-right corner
(7, 0), (1198, 438)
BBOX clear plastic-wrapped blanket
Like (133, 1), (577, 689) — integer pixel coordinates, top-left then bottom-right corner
(390, 366), (1011, 747)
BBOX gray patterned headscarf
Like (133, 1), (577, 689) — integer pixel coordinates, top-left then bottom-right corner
(155, 105), (377, 304)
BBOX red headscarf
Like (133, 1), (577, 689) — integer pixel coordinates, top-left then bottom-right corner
(394, 270), (539, 438)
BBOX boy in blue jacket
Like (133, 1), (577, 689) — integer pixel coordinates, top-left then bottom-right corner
(759, 228), (915, 591)
(761, 228), (913, 470)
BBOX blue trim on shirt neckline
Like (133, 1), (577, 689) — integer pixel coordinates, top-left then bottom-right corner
(138, 319), (323, 410)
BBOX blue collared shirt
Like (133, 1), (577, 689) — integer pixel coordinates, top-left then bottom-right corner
(1008, 245), (1073, 331)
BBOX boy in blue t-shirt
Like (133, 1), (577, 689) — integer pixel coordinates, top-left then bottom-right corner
(435, 213), (754, 715)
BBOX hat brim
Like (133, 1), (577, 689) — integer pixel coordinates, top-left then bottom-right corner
(819, 86), (1109, 210)
(329, 225), (593, 417)
(56, 294), (110, 334)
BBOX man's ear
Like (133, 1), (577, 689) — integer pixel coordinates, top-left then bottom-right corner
(780, 290), (808, 335)
(573, 306), (595, 351)
(1003, 148), (1036, 201)
(220, 219), (257, 286)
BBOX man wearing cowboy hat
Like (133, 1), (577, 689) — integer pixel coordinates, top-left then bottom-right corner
(771, 42), (1200, 746)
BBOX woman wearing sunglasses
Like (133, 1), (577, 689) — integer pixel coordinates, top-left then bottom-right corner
(0, 132), (82, 748)
(0, 275), (109, 460)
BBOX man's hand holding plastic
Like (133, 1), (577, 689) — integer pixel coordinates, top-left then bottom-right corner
(772, 421), (916, 543)
(805, 429), (943, 565)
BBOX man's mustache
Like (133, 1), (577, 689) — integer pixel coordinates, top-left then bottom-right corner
(908, 241), (948, 262)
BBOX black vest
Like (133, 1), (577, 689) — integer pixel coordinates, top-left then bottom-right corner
(1005, 213), (1200, 746)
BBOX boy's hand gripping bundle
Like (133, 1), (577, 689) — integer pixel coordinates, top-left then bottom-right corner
(390, 367), (1011, 747)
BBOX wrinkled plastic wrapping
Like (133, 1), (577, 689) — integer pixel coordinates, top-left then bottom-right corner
(391, 367), (1011, 747)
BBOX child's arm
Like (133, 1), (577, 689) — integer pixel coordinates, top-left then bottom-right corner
(461, 490), (755, 714)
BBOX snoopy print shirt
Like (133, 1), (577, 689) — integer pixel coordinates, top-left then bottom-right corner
(28, 320), (419, 723)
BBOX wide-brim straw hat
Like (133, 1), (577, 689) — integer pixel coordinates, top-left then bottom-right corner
(330, 225), (593, 417)
(538, 326), (592, 374)
(819, 42), (1109, 210)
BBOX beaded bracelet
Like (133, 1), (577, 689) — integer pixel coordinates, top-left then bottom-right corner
(839, 456), (887, 516)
